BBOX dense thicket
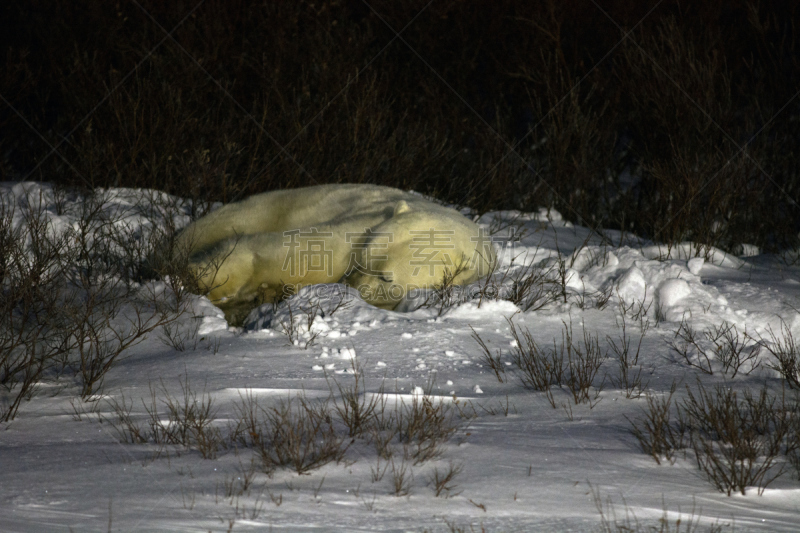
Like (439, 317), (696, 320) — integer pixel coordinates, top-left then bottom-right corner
(2, 0), (798, 251)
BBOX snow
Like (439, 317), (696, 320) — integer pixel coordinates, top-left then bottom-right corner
(687, 257), (705, 275)
(2, 182), (800, 531)
(657, 278), (692, 308)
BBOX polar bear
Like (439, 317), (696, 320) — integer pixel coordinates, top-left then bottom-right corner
(176, 184), (495, 323)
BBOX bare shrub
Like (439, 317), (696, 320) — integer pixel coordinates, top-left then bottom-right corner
(368, 405), (400, 461)
(418, 262), (473, 316)
(788, 410), (800, 479)
(467, 252), (503, 309)
(563, 322), (607, 406)
(330, 360), (387, 438)
(465, 245), (563, 313)
(669, 319), (761, 378)
(592, 483), (732, 532)
(272, 291), (352, 348)
(708, 323), (761, 378)
(0, 188), (190, 419)
(159, 319), (201, 352)
(147, 375), (224, 459)
(105, 374), (224, 459)
(274, 300), (320, 349)
(397, 393), (460, 465)
(508, 318), (605, 407)
(390, 457), (413, 496)
(669, 320), (713, 375)
(232, 390), (347, 475)
(607, 314), (650, 398)
(0, 200), (72, 420)
(471, 327), (505, 383)
(682, 383), (791, 496)
(227, 379), (463, 477)
(4, 2), (799, 248)
(518, 45), (620, 235)
(146, 221), (233, 308)
(508, 319), (564, 405)
(370, 455), (391, 483)
(476, 396), (514, 417)
(507, 256), (561, 312)
(627, 383), (686, 465)
(104, 394), (150, 445)
(58, 283), (180, 399)
(618, 288), (654, 328)
(429, 461), (464, 498)
(629, 379), (796, 495)
(761, 320), (800, 389)
(614, 12), (799, 253)
(593, 285), (614, 311)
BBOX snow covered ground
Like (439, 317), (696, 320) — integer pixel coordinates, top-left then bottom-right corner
(2, 182), (800, 532)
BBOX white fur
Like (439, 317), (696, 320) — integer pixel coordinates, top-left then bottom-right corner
(177, 184), (495, 312)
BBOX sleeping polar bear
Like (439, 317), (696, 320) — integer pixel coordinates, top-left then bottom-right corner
(177, 184), (495, 322)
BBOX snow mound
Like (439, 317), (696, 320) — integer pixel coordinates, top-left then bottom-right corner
(612, 256), (727, 323)
(192, 296), (229, 335)
(657, 278), (692, 308)
(687, 257), (704, 275)
(445, 299), (520, 320)
(547, 245), (741, 325)
(640, 242), (744, 269)
(615, 265), (648, 304)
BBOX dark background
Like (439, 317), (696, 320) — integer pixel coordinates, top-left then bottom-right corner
(2, 0), (799, 252)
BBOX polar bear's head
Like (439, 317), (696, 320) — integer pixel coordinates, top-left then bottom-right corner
(341, 201), (495, 309)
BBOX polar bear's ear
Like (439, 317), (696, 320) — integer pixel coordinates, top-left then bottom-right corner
(393, 200), (412, 216)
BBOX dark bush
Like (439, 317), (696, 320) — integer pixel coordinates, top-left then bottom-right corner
(2, 0), (798, 250)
